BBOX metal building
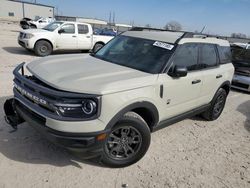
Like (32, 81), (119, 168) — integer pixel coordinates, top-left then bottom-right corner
(0, 0), (54, 21)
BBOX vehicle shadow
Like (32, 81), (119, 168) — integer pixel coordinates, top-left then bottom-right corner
(0, 96), (105, 168)
(237, 100), (250, 132)
(2, 47), (35, 56)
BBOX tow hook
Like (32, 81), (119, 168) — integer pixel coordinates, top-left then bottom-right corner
(4, 98), (24, 132)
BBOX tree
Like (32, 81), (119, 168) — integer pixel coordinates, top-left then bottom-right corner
(231, 33), (247, 38)
(164, 21), (182, 31)
(145, 24), (151, 28)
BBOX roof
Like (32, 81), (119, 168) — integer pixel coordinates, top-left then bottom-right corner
(122, 31), (185, 44)
(8, 0), (54, 8)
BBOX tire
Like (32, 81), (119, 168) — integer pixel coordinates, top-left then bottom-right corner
(101, 111), (151, 168)
(93, 43), (104, 53)
(34, 40), (52, 56)
(202, 88), (227, 121)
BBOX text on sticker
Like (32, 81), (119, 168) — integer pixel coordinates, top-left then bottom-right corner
(153, 41), (174, 50)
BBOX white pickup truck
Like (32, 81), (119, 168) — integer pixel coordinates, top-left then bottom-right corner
(18, 21), (114, 56)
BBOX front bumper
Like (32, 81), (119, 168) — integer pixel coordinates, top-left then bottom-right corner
(232, 74), (250, 92)
(4, 63), (110, 158)
(18, 37), (35, 49)
(13, 99), (107, 158)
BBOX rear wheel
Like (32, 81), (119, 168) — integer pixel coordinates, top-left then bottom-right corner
(101, 112), (151, 168)
(202, 88), (227, 121)
(34, 40), (52, 56)
(93, 43), (104, 53)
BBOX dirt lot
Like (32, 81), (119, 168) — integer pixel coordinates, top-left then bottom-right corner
(0, 21), (250, 188)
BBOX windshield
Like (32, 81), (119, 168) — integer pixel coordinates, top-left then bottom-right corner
(94, 35), (175, 73)
(43, 21), (63, 31)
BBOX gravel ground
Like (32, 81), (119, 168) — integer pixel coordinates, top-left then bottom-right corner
(0, 22), (250, 188)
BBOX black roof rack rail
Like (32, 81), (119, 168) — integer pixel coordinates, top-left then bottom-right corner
(130, 26), (184, 33)
(129, 26), (230, 41)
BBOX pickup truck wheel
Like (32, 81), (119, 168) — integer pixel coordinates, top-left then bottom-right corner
(34, 40), (52, 56)
(93, 43), (104, 53)
(202, 88), (227, 121)
(101, 112), (151, 168)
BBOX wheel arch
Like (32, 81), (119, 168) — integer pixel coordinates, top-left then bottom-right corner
(105, 101), (159, 132)
(94, 41), (105, 46)
(219, 80), (231, 95)
(34, 39), (54, 50)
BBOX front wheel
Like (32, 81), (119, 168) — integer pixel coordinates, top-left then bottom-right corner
(101, 112), (151, 168)
(34, 40), (52, 56)
(93, 43), (104, 53)
(202, 88), (227, 121)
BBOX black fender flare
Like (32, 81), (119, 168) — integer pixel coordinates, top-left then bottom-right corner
(218, 80), (231, 95)
(105, 101), (159, 131)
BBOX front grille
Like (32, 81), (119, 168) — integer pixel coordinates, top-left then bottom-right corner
(235, 71), (250, 77)
(19, 32), (25, 39)
(232, 81), (249, 89)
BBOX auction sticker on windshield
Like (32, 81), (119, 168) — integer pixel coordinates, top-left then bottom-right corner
(153, 41), (174, 50)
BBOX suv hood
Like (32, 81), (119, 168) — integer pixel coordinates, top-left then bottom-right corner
(26, 54), (157, 95)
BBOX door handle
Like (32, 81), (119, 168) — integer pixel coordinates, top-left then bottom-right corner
(86, 36), (91, 38)
(192, 79), (201, 84)
(216, 74), (222, 79)
(72, 35), (77, 38)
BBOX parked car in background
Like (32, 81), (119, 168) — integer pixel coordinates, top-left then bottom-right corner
(20, 17), (55, 29)
(18, 21), (114, 56)
(231, 43), (250, 92)
(94, 28), (117, 36)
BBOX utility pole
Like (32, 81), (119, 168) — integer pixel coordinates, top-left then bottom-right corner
(113, 11), (115, 24)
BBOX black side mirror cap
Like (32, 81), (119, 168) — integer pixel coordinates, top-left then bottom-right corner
(58, 29), (63, 34)
(168, 66), (187, 78)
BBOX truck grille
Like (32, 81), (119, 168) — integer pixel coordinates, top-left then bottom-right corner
(19, 32), (25, 39)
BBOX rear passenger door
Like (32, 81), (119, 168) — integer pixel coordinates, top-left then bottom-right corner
(77, 24), (92, 50)
(160, 43), (203, 119)
(198, 44), (223, 105)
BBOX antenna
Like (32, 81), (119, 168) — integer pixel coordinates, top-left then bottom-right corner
(200, 26), (206, 33)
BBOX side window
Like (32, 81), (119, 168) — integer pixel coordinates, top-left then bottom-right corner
(60, 24), (75, 34)
(171, 43), (199, 71)
(218, 46), (232, 64)
(8, 12), (14, 17)
(200, 44), (217, 68)
(78, 24), (89, 34)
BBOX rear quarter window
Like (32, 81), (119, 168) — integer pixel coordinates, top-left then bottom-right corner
(218, 46), (232, 64)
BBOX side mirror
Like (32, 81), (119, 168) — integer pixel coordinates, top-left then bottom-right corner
(169, 66), (187, 78)
(58, 29), (64, 34)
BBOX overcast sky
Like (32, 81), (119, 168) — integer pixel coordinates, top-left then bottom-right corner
(37, 0), (250, 36)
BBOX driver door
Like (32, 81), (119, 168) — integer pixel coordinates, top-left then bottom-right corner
(56, 23), (78, 49)
(159, 43), (203, 120)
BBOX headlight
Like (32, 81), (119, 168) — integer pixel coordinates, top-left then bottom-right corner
(55, 98), (98, 119)
(82, 99), (97, 115)
(24, 33), (34, 39)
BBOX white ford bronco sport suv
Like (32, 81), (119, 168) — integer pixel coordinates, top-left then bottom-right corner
(4, 28), (234, 167)
(18, 21), (113, 56)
